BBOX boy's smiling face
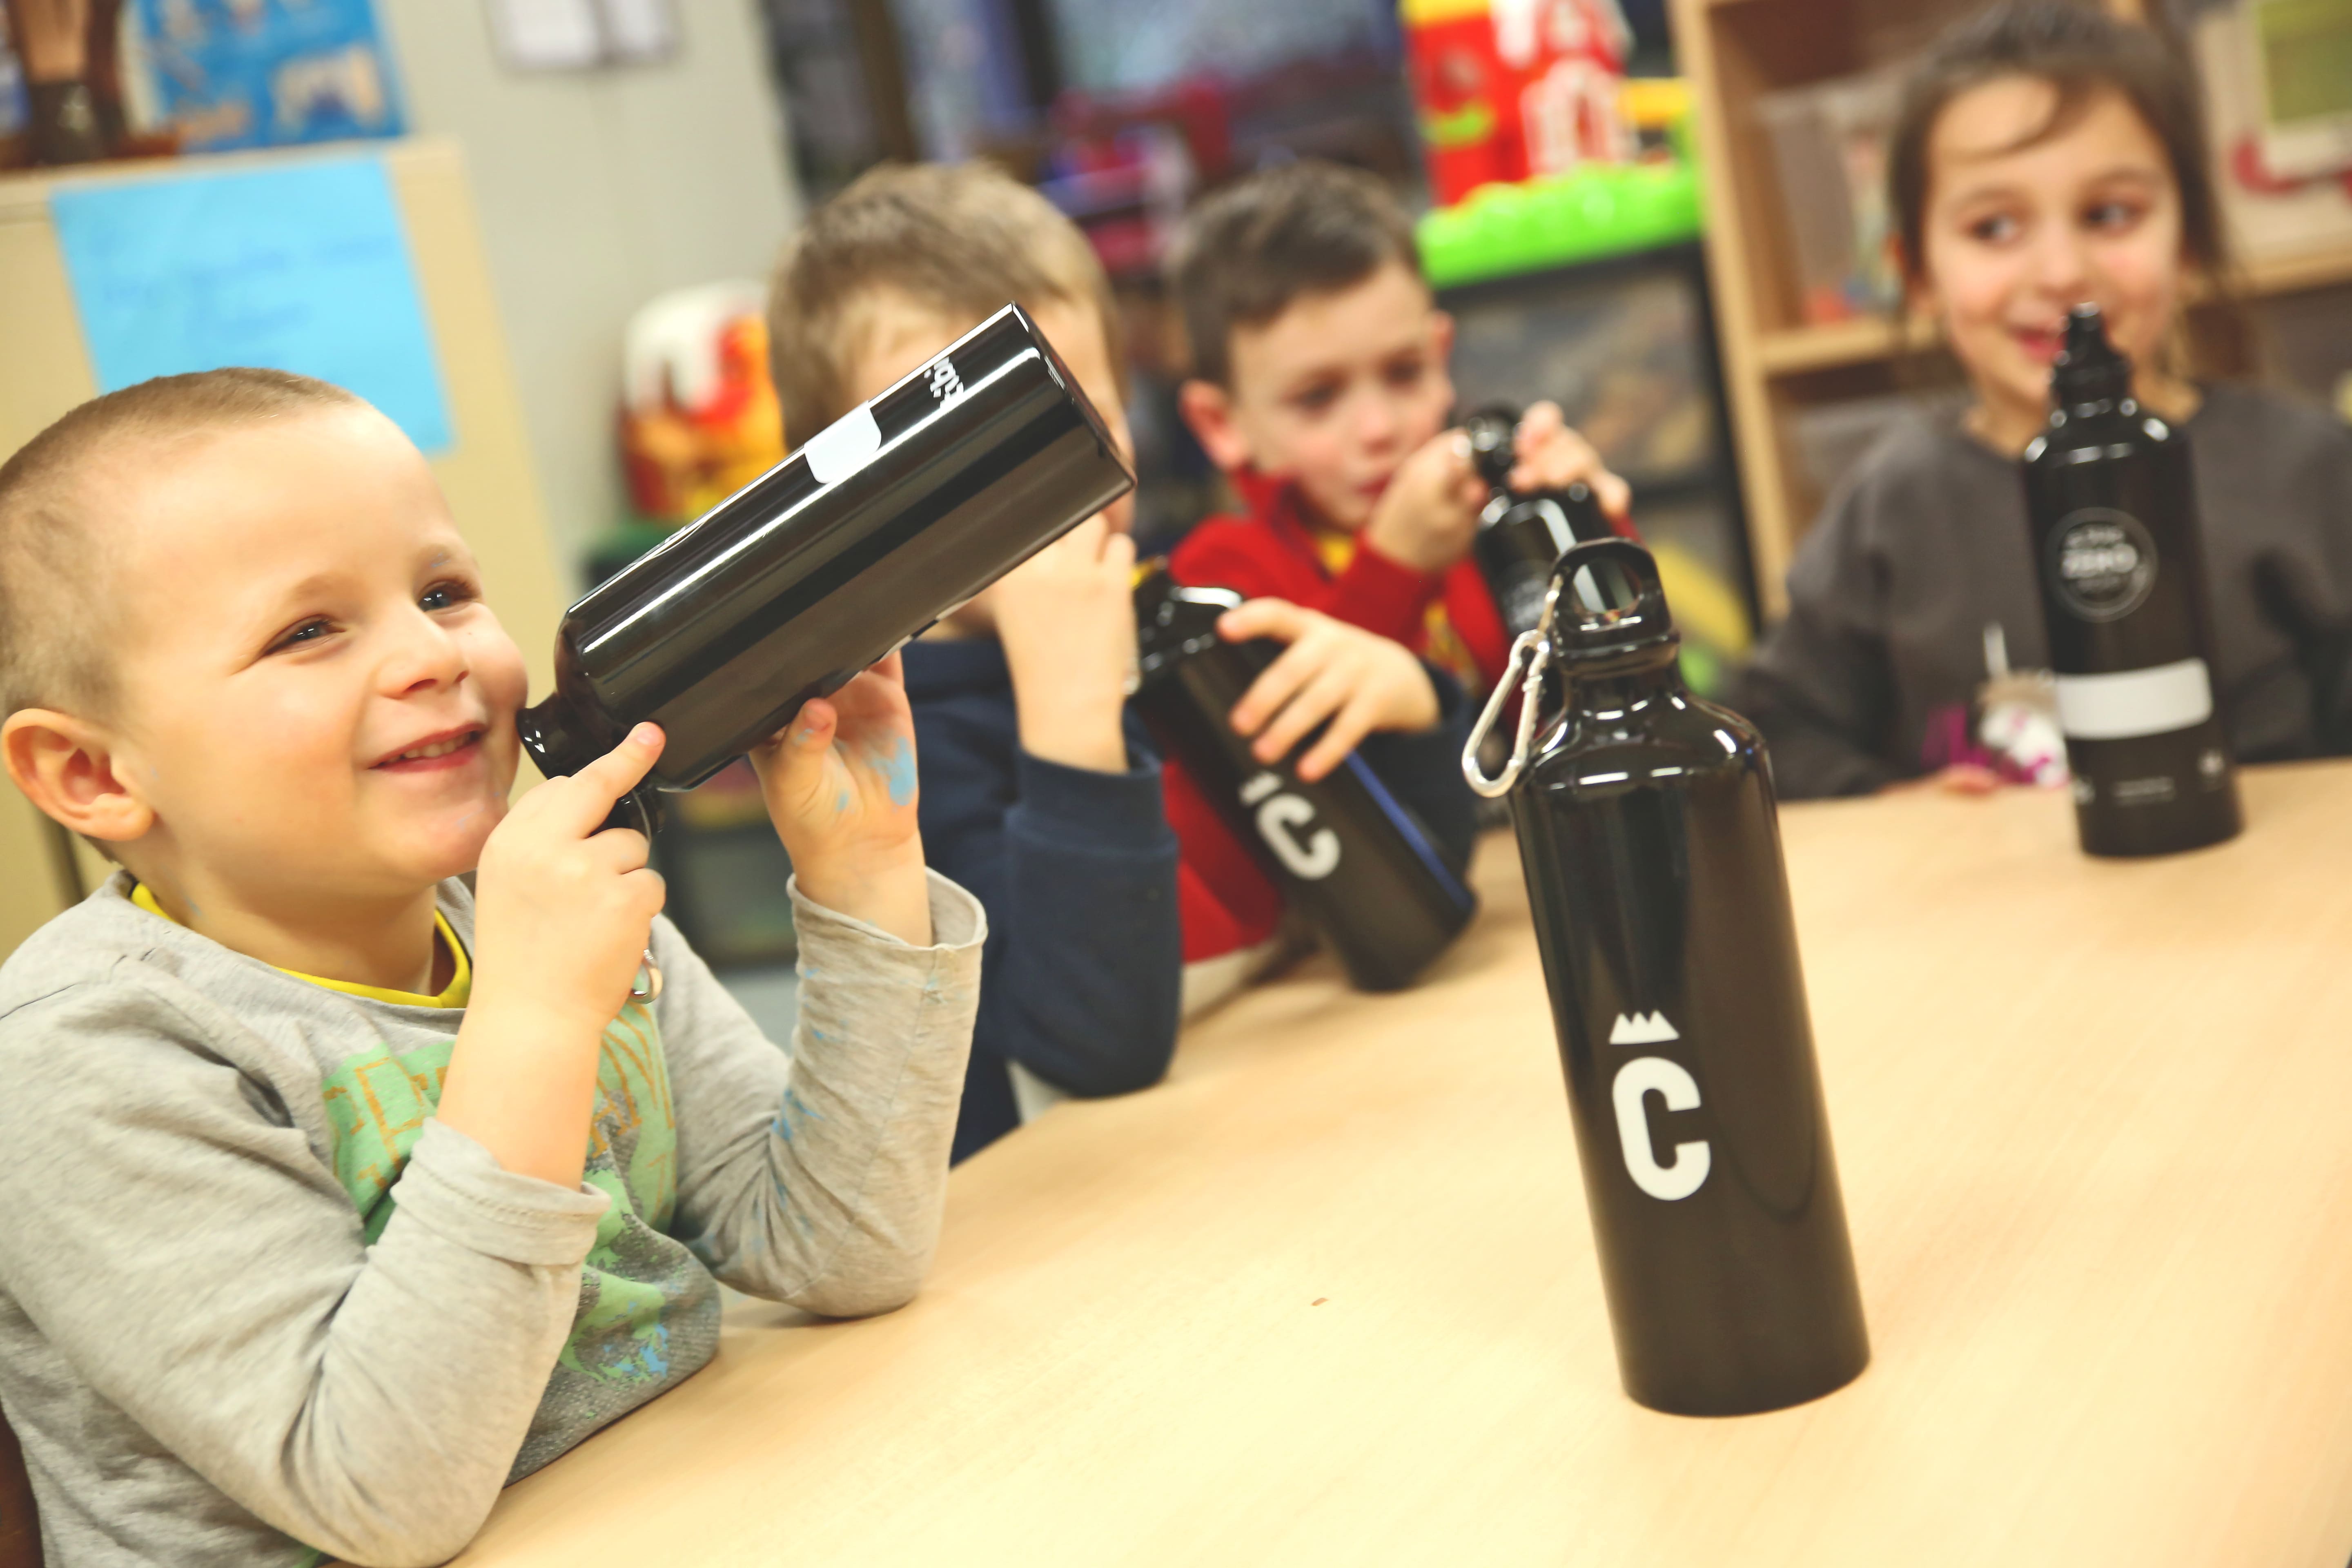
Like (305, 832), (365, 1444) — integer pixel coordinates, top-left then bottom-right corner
(93, 405), (526, 903)
(1182, 259), (1456, 531)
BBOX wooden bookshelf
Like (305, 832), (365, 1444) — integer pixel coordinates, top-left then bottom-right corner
(1669, 0), (2352, 619)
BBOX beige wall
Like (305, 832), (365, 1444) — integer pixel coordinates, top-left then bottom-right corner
(375, 0), (802, 582)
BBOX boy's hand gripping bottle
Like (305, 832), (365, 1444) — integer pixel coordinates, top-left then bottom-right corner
(1463, 402), (1615, 640)
(1465, 539), (1869, 1415)
(517, 304), (1136, 835)
(1133, 566), (1479, 992)
(2021, 304), (2241, 857)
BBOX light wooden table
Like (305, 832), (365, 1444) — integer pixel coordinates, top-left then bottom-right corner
(452, 762), (2352, 1568)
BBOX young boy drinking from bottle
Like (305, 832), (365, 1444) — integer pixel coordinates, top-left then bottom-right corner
(1167, 158), (1637, 695)
(768, 161), (1478, 1161)
(0, 369), (986, 1568)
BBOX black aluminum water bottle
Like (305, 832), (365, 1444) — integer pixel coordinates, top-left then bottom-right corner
(1133, 565), (1478, 991)
(2021, 305), (2241, 857)
(1463, 403), (1615, 639)
(517, 304), (1134, 832)
(1466, 538), (1868, 1416)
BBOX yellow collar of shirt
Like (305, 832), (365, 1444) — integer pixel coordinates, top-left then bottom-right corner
(129, 882), (472, 1008)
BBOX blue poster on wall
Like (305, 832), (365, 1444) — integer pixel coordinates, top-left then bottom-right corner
(50, 155), (452, 454)
(133, 0), (407, 153)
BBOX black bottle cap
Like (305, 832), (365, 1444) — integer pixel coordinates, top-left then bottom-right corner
(1462, 403), (1521, 492)
(1133, 560), (1243, 683)
(1544, 538), (1679, 662)
(2051, 303), (2131, 409)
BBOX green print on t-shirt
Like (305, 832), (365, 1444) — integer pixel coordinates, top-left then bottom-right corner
(317, 1000), (685, 1385)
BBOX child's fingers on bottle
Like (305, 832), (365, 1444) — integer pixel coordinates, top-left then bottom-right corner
(1515, 401), (1567, 443)
(584, 824), (650, 873)
(1296, 699), (1374, 781)
(1230, 637), (1319, 735)
(785, 700), (839, 757)
(1253, 666), (1350, 763)
(555, 724), (664, 835)
(1217, 597), (1307, 645)
(620, 864), (668, 916)
(1593, 471), (1633, 521)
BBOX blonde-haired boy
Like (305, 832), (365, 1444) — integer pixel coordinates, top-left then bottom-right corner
(771, 162), (1477, 1159)
(0, 368), (984, 1567)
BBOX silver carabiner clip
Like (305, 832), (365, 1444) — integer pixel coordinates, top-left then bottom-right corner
(1462, 578), (1564, 800)
(629, 948), (663, 1004)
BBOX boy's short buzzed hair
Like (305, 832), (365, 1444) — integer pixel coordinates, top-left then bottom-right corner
(767, 160), (1124, 444)
(1167, 160), (1422, 388)
(0, 368), (361, 718)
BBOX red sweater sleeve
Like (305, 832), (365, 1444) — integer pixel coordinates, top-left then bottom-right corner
(1169, 517), (1447, 648)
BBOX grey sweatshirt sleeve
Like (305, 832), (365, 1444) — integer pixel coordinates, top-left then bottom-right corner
(655, 869), (985, 1314)
(0, 973), (610, 1568)
(1728, 483), (1904, 799)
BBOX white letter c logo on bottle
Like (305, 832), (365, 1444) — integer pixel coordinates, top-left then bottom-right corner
(1611, 1056), (1711, 1201)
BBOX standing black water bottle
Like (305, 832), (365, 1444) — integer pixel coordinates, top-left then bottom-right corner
(2022, 304), (2240, 857)
(1463, 403), (1615, 639)
(1134, 565), (1478, 991)
(1466, 538), (1868, 1416)
(517, 304), (1134, 833)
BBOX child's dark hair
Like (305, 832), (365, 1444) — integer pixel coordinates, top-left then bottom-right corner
(1168, 160), (1421, 387)
(1887, 0), (2228, 286)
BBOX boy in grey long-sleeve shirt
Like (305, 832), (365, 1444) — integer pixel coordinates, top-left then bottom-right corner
(0, 369), (985, 1567)
(1733, 385), (2352, 797)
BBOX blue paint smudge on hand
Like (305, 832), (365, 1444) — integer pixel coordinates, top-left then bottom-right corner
(870, 734), (917, 807)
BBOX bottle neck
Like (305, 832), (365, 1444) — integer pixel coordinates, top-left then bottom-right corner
(1564, 646), (1685, 723)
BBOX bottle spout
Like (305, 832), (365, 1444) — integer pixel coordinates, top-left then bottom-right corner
(1546, 538), (1680, 664)
(2053, 302), (2130, 408)
(1462, 403), (1521, 493)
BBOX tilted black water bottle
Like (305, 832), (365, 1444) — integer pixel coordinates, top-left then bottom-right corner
(1463, 403), (1615, 639)
(2022, 305), (2240, 857)
(1134, 565), (1478, 991)
(1465, 538), (1868, 1416)
(517, 304), (1135, 833)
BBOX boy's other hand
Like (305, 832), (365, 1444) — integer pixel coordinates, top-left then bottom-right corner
(1361, 430), (1486, 574)
(750, 653), (932, 946)
(991, 515), (1139, 774)
(471, 722), (669, 1034)
(1218, 599), (1441, 783)
(1507, 401), (1633, 522)
(444, 723), (668, 1189)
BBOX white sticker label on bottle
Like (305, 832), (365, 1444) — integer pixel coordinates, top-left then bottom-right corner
(2054, 658), (2213, 740)
(802, 403), (883, 486)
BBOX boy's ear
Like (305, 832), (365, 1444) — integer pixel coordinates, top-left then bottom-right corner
(1178, 379), (1256, 475)
(1, 710), (156, 845)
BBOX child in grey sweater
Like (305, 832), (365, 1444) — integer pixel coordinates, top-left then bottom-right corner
(0, 369), (986, 1567)
(1733, 2), (2352, 796)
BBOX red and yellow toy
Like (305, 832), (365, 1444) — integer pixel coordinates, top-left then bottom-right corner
(1404, 0), (1635, 207)
(619, 282), (786, 526)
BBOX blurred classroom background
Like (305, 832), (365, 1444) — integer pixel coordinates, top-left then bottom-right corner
(1, 0), (2347, 1013)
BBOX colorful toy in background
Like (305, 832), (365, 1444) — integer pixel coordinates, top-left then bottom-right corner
(129, 0), (402, 154)
(1402, 0), (1633, 207)
(619, 282), (787, 528)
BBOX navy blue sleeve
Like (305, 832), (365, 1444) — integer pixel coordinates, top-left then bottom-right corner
(917, 709), (1183, 1107)
(1353, 666), (1479, 872)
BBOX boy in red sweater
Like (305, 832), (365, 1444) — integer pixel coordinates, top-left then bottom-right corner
(1170, 160), (1635, 694)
